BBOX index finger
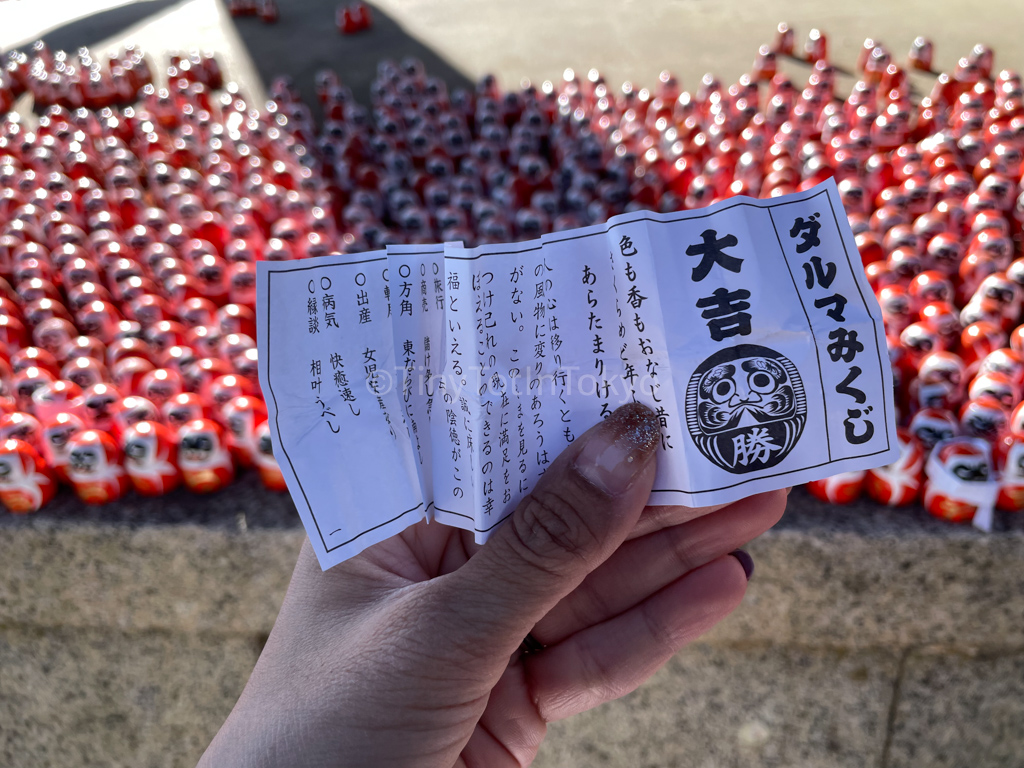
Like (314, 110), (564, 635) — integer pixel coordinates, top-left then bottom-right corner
(629, 487), (791, 540)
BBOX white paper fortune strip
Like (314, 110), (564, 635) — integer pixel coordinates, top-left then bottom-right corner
(257, 179), (898, 570)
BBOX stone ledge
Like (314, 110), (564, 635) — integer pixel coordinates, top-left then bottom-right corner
(534, 641), (901, 768)
(886, 648), (1024, 768)
(704, 496), (1024, 650)
(5, 626), (1022, 768)
(1, 481), (1022, 649)
(0, 626), (259, 768)
(1, 483), (1022, 768)
(0, 476), (303, 636)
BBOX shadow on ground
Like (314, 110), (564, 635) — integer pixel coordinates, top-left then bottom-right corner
(223, 0), (474, 115)
(5, 0), (474, 115)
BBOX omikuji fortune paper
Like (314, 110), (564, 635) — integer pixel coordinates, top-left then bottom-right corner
(257, 180), (898, 569)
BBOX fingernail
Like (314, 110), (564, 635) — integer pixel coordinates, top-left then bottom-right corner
(730, 550), (754, 581)
(574, 403), (660, 495)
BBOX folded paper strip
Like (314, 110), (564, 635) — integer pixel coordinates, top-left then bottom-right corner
(257, 180), (898, 569)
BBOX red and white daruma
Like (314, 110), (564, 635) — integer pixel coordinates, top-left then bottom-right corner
(923, 437), (999, 529)
(865, 428), (925, 506)
(122, 420), (180, 496)
(40, 412), (85, 483)
(253, 421), (287, 492)
(995, 431), (1024, 512)
(806, 470), (866, 504)
(0, 438), (56, 513)
(177, 418), (234, 493)
(65, 429), (130, 505)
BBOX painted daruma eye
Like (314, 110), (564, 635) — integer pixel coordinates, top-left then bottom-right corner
(711, 377), (735, 404)
(125, 441), (146, 460)
(748, 370), (777, 394)
(953, 462), (987, 481)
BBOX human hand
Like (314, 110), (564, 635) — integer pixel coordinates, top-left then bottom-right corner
(199, 403), (786, 768)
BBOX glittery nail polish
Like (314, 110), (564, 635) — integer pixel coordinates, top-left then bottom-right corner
(573, 402), (660, 495)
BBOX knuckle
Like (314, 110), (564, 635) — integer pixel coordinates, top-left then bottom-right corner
(666, 524), (701, 573)
(568, 577), (615, 634)
(639, 597), (682, 655)
(508, 485), (601, 575)
(572, 635), (634, 704)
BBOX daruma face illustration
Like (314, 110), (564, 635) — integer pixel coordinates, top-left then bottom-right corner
(686, 344), (807, 473)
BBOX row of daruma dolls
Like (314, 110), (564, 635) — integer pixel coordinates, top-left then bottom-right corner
(807, 343), (1024, 525)
(0, 377), (286, 513)
(807, 428), (1010, 528)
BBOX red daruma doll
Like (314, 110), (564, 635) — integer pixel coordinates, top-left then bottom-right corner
(40, 412), (86, 483)
(254, 421), (286, 491)
(996, 434), (1024, 512)
(0, 438), (57, 513)
(923, 437), (999, 530)
(122, 420), (180, 496)
(177, 418), (234, 493)
(221, 394), (267, 466)
(998, 401), (1024, 511)
(806, 470), (866, 504)
(864, 428), (925, 506)
(66, 429), (130, 505)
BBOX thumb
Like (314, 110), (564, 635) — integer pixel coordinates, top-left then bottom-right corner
(441, 402), (660, 649)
